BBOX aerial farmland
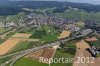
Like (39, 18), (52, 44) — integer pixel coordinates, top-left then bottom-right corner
(0, 1), (100, 66)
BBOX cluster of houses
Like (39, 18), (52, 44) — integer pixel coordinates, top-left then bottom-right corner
(65, 24), (80, 32)
(85, 20), (100, 34)
(0, 22), (16, 28)
(1, 13), (100, 34)
(0, 13), (86, 33)
(27, 14), (81, 32)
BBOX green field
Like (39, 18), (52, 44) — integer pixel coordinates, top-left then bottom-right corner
(11, 24), (75, 66)
(14, 58), (48, 66)
(30, 30), (46, 39)
(97, 54), (100, 57)
(94, 34), (100, 40)
(14, 42), (76, 66)
(88, 33), (100, 47)
(14, 49), (75, 66)
(0, 56), (12, 65)
(51, 43), (76, 66)
(9, 41), (33, 53)
(91, 33), (100, 40)
(5, 32), (16, 39)
(17, 25), (59, 42)
(26, 27), (36, 34)
(14, 47), (75, 66)
(89, 40), (100, 47)
(0, 39), (6, 44)
(51, 49), (75, 66)
(0, 28), (7, 33)
(18, 26), (36, 34)
(30, 25), (59, 42)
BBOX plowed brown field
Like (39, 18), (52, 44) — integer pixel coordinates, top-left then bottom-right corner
(26, 48), (56, 63)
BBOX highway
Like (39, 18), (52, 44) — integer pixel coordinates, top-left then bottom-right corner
(0, 29), (93, 66)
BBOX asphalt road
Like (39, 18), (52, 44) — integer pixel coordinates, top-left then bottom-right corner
(0, 29), (93, 66)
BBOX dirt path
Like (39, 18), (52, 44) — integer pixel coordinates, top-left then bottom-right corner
(73, 40), (90, 66)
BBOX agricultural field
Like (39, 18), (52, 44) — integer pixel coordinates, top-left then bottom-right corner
(0, 28), (7, 33)
(14, 57), (48, 66)
(58, 30), (71, 39)
(87, 33), (100, 47)
(26, 27), (36, 34)
(11, 33), (32, 38)
(14, 48), (75, 66)
(0, 39), (20, 55)
(51, 41), (76, 66)
(17, 25), (59, 42)
(30, 25), (59, 42)
(0, 1), (100, 66)
(5, 32), (16, 39)
(13, 41), (76, 66)
(0, 39), (6, 44)
(89, 40), (100, 47)
(91, 33), (100, 40)
(0, 56), (12, 65)
(51, 49), (74, 66)
(9, 41), (34, 53)
(86, 33), (100, 57)
(26, 48), (56, 62)
(0, 33), (36, 55)
(18, 26), (36, 34)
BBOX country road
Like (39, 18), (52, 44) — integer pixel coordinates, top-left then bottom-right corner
(0, 29), (93, 66)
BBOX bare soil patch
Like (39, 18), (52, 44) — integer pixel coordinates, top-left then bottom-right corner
(11, 33), (32, 38)
(26, 48), (56, 63)
(58, 30), (71, 39)
(0, 39), (20, 55)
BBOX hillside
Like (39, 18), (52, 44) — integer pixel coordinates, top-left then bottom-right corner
(1, 1), (100, 16)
